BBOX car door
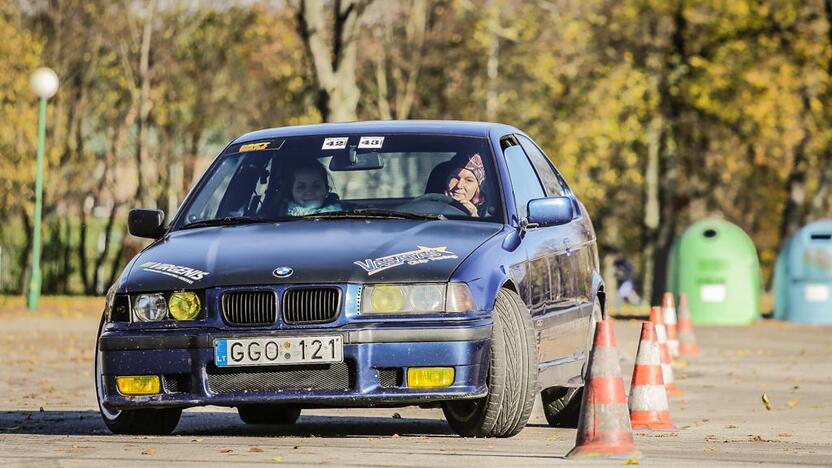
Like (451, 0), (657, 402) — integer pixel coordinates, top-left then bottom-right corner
(504, 134), (590, 386)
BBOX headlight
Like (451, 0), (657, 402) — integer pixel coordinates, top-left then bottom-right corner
(361, 283), (475, 314)
(168, 291), (201, 320)
(133, 293), (168, 322)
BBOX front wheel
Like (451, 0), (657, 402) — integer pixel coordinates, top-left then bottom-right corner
(442, 288), (537, 437)
(94, 315), (181, 435)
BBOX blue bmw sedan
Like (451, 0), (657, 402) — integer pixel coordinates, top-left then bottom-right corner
(96, 120), (605, 437)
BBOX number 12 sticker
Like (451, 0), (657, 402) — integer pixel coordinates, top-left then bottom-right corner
(358, 136), (384, 149)
(322, 137), (349, 150)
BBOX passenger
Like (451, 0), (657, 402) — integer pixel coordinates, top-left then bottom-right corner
(445, 152), (488, 217)
(277, 160), (343, 216)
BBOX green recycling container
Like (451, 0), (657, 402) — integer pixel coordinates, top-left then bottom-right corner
(667, 219), (761, 325)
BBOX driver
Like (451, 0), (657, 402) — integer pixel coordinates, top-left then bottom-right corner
(445, 152), (487, 217)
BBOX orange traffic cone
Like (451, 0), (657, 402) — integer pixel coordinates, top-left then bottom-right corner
(649, 307), (683, 397)
(567, 320), (641, 459)
(677, 293), (699, 355)
(629, 322), (676, 430)
(662, 293), (679, 358)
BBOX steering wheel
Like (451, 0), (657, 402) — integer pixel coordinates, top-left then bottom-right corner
(399, 193), (470, 216)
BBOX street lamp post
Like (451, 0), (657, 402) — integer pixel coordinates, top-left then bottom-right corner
(27, 67), (59, 311)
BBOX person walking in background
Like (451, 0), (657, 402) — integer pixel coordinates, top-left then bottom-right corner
(614, 249), (642, 307)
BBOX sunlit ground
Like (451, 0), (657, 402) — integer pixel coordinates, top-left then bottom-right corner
(0, 295), (104, 318)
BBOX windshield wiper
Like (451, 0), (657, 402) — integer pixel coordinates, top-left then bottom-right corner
(303, 209), (446, 221)
(179, 216), (286, 230)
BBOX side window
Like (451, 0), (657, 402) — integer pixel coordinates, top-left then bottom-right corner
(517, 134), (565, 196)
(503, 144), (545, 220)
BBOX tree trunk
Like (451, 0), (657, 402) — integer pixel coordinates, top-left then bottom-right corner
(133, 0), (157, 206)
(77, 204), (91, 294)
(642, 3), (686, 306)
(18, 209), (33, 296)
(779, 93), (812, 241)
(90, 203), (120, 295)
(295, 0), (369, 122)
(485, 3), (500, 122)
(641, 114), (661, 306)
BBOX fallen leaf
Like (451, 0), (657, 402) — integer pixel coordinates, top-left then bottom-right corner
(249, 447), (263, 453)
(624, 459), (640, 465)
(141, 448), (157, 456)
(220, 449), (233, 453)
(778, 432), (793, 437)
(762, 393), (772, 411)
(270, 456), (283, 462)
(786, 399), (800, 408)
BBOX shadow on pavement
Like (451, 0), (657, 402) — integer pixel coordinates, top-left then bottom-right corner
(0, 410), (455, 438)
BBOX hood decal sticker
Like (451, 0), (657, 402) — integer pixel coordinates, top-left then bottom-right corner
(354, 246), (458, 276)
(139, 261), (210, 284)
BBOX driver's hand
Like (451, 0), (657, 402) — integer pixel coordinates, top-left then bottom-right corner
(449, 192), (479, 217)
(459, 200), (479, 217)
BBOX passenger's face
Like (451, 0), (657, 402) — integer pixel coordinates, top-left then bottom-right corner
(292, 169), (326, 206)
(446, 168), (480, 203)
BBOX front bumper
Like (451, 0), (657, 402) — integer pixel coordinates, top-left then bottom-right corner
(99, 321), (491, 410)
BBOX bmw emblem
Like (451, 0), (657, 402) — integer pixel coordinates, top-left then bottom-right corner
(272, 267), (294, 278)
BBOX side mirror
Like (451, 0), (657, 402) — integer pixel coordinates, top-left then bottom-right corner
(128, 208), (166, 239)
(526, 197), (574, 227)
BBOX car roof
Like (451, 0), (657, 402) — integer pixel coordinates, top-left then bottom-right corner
(231, 120), (519, 143)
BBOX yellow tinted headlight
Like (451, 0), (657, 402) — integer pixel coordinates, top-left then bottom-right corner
(116, 375), (161, 395)
(370, 285), (405, 313)
(168, 291), (201, 321)
(407, 367), (454, 388)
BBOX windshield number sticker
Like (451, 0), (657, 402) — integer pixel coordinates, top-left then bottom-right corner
(358, 136), (384, 149)
(322, 137), (348, 150)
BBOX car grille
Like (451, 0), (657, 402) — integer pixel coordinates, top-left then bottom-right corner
(282, 287), (341, 324)
(222, 290), (277, 326)
(206, 362), (352, 393)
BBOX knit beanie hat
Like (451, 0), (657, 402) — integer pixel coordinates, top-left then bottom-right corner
(450, 152), (485, 186)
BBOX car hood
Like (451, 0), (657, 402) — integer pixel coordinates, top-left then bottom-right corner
(125, 219), (503, 291)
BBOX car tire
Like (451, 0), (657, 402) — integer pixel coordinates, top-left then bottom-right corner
(237, 405), (302, 425)
(540, 296), (603, 428)
(442, 288), (537, 438)
(94, 315), (182, 435)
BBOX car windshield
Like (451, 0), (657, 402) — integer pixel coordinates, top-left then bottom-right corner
(176, 134), (503, 228)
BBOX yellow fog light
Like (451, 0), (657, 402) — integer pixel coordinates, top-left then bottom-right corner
(168, 291), (201, 321)
(407, 367), (454, 388)
(116, 375), (161, 395)
(370, 285), (405, 313)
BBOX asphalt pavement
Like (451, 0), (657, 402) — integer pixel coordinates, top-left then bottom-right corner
(1, 314), (830, 466)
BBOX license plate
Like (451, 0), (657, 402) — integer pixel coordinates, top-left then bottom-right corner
(214, 336), (343, 367)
